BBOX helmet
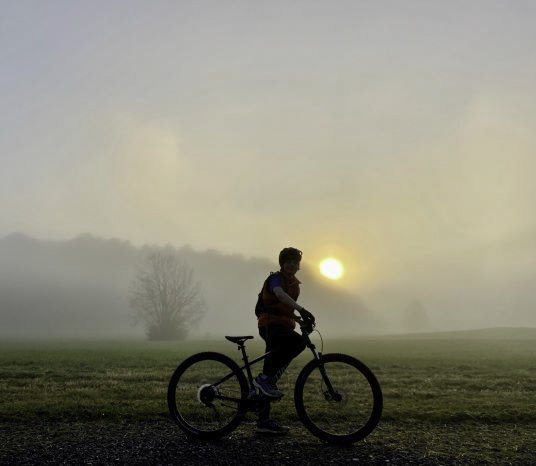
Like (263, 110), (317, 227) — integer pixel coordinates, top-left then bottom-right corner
(278, 247), (302, 267)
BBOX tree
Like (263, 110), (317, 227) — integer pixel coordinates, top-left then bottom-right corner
(404, 299), (431, 333)
(129, 248), (206, 340)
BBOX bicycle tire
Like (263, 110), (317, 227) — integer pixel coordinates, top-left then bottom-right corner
(294, 353), (383, 444)
(167, 351), (249, 440)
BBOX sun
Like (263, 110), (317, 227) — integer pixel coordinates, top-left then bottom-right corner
(319, 258), (344, 280)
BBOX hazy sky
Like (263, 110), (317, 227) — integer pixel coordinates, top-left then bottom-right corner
(2, 1), (536, 300)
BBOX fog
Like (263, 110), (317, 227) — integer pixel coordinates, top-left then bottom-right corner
(1, 2), (536, 339)
(0, 234), (373, 339)
(0, 233), (534, 340)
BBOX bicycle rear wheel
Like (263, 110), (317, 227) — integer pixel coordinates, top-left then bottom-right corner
(295, 353), (382, 444)
(167, 351), (248, 439)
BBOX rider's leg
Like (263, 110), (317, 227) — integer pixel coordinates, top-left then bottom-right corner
(258, 397), (270, 422)
(254, 325), (284, 398)
(259, 325), (306, 379)
(274, 330), (306, 378)
(255, 325), (302, 434)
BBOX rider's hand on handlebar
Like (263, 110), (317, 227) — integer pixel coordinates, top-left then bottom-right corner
(296, 309), (315, 335)
(299, 308), (315, 324)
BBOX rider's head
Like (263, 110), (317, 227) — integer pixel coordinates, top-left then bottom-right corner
(279, 247), (302, 275)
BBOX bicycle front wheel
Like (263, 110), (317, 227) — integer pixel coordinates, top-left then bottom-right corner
(167, 351), (249, 439)
(295, 353), (383, 444)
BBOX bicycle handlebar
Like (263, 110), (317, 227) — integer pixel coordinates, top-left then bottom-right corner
(299, 317), (315, 335)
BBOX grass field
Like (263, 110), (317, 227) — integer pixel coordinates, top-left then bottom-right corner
(1, 328), (535, 464)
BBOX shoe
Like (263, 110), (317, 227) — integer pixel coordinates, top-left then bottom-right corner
(253, 374), (283, 398)
(256, 419), (289, 435)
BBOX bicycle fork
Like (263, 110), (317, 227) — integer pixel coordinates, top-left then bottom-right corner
(304, 333), (342, 402)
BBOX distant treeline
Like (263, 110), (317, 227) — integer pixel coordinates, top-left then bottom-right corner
(0, 233), (377, 339)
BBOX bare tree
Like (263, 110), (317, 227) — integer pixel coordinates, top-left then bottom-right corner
(129, 248), (206, 340)
(404, 299), (431, 333)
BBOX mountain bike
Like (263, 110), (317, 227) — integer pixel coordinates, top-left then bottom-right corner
(167, 320), (383, 444)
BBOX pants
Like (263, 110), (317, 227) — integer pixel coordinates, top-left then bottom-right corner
(258, 324), (306, 421)
(260, 324), (306, 379)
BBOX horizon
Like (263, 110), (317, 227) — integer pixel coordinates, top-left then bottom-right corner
(1, 325), (536, 343)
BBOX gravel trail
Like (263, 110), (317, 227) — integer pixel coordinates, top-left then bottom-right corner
(1, 420), (459, 465)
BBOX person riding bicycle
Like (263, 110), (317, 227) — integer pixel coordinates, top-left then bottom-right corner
(253, 247), (315, 435)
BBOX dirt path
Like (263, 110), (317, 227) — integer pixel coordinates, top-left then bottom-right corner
(1, 420), (453, 465)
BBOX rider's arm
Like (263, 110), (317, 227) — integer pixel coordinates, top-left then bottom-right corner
(273, 286), (304, 312)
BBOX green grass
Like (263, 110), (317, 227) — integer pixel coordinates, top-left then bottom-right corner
(1, 330), (535, 463)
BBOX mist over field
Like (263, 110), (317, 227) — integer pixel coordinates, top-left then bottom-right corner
(1, 232), (535, 340)
(0, 233), (371, 339)
(2, 2), (536, 340)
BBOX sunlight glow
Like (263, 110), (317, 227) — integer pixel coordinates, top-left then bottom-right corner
(319, 258), (344, 280)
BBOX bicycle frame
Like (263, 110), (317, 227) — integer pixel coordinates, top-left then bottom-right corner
(213, 326), (340, 401)
(214, 349), (272, 388)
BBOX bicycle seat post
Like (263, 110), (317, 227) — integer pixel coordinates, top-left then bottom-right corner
(238, 343), (254, 385)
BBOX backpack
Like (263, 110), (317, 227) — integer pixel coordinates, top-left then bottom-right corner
(255, 272), (278, 317)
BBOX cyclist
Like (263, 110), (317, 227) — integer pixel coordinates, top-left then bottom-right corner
(253, 247), (315, 435)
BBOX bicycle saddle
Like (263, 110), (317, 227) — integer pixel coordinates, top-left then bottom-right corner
(225, 335), (254, 344)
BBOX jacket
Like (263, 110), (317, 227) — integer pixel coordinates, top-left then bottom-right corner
(257, 271), (301, 329)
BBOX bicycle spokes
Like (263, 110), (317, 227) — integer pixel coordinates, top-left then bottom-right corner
(300, 360), (377, 437)
(172, 358), (243, 432)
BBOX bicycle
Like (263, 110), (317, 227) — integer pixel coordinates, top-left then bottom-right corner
(167, 320), (383, 444)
